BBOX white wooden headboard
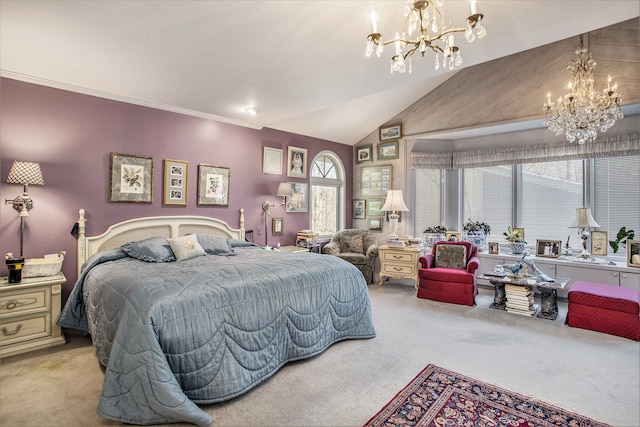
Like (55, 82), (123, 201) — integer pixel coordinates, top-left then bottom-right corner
(76, 208), (245, 276)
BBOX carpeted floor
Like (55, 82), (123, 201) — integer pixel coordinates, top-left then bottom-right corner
(1, 283), (639, 427)
(364, 364), (611, 426)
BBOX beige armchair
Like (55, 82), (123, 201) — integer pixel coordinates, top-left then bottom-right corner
(322, 229), (378, 284)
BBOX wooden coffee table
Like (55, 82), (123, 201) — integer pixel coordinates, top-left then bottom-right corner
(478, 273), (570, 320)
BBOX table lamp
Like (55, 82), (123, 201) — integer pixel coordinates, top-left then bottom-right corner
(381, 190), (409, 240)
(568, 207), (600, 259)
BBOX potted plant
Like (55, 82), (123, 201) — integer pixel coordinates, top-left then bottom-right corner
(503, 226), (527, 254)
(609, 227), (634, 254)
(423, 225), (447, 247)
(462, 219), (490, 249)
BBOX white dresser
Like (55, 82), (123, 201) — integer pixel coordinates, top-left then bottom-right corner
(0, 273), (66, 358)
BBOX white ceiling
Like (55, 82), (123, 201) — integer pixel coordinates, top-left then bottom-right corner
(1, 1), (638, 146)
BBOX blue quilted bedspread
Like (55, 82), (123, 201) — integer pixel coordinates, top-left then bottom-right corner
(59, 246), (376, 426)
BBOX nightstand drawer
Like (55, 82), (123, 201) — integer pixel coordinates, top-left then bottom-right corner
(382, 263), (416, 275)
(382, 251), (416, 264)
(0, 287), (51, 319)
(0, 313), (51, 346)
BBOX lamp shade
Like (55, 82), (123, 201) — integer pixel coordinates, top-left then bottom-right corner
(568, 207), (600, 228)
(380, 190), (409, 212)
(6, 161), (44, 186)
(276, 182), (292, 197)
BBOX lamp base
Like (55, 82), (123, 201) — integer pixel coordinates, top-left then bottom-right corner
(388, 214), (399, 240)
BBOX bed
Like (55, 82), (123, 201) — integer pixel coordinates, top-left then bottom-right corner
(58, 209), (376, 426)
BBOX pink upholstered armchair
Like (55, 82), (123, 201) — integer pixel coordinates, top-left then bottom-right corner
(417, 241), (479, 306)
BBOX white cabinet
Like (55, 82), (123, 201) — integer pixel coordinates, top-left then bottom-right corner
(620, 271), (640, 291)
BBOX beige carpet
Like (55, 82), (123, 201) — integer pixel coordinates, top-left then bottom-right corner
(1, 284), (639, 427)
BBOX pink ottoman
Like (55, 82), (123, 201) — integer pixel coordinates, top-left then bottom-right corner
(566, 281), (640, 341)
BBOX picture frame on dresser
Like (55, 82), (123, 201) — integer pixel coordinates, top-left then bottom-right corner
(109, 153), (153, 203)
(591, 231), (608, 256)
(536, 239), (561, 258)
(163, 159), (188, 206)
(488, 242), (499, 254)
(628, 240), (640, 268)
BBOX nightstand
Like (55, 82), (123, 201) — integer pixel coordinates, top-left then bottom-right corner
(379, 245), (427, 289)
(0, 272), (66, 358)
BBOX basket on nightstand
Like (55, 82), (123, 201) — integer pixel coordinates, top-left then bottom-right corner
(22, 251), (65, 278)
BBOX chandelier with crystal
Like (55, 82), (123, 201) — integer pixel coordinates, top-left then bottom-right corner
(365, 0), (486, 74)
(543, 38), (623, 144)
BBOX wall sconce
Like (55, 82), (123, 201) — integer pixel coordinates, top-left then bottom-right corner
(261, 182), (291, 247)
(381, 189), (409, 240)
(568, 207), (600, 260)
(4, 161), (45, 257)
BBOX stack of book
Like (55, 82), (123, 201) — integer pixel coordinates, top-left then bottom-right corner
(505, 284), (538, 316)
(296, 230), (316, 247)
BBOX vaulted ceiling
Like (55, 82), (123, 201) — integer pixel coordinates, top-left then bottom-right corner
(1, 1), (638, 145)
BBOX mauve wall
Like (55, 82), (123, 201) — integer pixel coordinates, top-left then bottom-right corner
(0, 77), (353, 301)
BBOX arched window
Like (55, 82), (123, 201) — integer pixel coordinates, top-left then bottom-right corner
(310, 151), (345, 236)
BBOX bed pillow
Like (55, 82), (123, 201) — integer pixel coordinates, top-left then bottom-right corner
(196, 234), (234, 255)
(434, 244), (467, 269)
(121, 237), (176, 263)
(340, 233), (364, 254)
(168, 235), (206, 261)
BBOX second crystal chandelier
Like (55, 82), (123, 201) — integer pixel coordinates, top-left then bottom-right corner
(365, 0), (486, 74)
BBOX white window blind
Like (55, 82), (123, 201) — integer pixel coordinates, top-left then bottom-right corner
(594, 155), (640, 254)
(522, 160), (583, 249)
(414, 169), (442, 233)
(463, 166), (512, 238)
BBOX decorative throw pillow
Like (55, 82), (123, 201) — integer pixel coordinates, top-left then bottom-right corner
(340, 233), (364, 254)
(121, 237), (176, 263)
(435, 244), (468, 269)
(196, 234), (234, 255)
(168, 235), (206, 261)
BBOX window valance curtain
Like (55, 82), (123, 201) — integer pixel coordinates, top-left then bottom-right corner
(411, 132), (639, 169)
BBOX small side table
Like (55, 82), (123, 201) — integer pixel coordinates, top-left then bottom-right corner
(379, 245), (427, 289)
(0, 273), (66, 358)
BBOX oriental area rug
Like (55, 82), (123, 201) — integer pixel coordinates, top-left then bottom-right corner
(364, 364), (610, 427)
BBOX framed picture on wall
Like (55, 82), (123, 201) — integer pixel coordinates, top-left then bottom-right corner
(368, 217), (383, 232)
(355, 145), (372, 164)
(591, 231), (608, 256)
(286, 182), (308, 212)
(163, 159), (188, 206)
(353, 199), (366, 219)
(536, 239), (561, 258)
(272, 217), (283, 235)
(263, 147), (283, 175)
(109, 153), (153, 203)
(287, 146), (307, 178)
(377, 141), (399, 161)
(366, 198), (384, 216)
(361, 165), (392, 196)
(197, 164), (230, 206)
(379, 123), (402, 141)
